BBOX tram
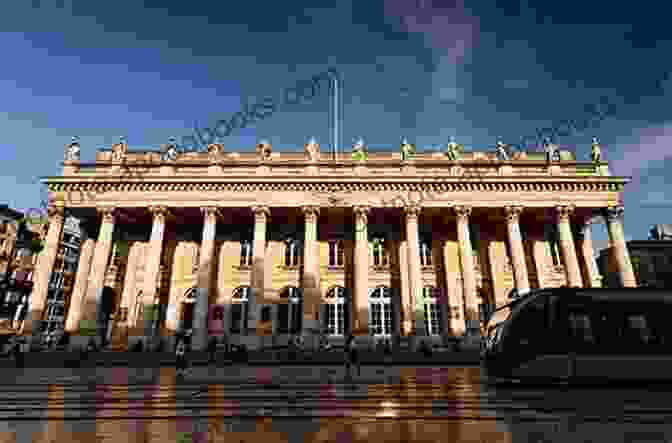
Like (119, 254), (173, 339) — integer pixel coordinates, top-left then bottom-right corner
(481, 287), (672, 383)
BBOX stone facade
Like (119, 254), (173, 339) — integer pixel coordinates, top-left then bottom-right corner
(29, 141), (634, 351)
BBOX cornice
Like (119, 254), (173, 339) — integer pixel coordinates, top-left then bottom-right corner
(46, 178), (628, 194)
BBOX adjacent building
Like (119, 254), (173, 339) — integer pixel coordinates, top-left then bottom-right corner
(0, 205), (24, 281)
(30, 138), (634, 351)
(597, 227), (672, 289)
(39, 215), (82, 345)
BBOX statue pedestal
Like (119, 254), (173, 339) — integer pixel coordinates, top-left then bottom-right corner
(159, 165), (176, 175)
(208, 165), (223, 175)
(499, 165), (513, 176)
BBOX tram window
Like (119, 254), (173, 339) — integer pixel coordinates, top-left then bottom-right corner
(567, 311), (595, 348)
(507, 296), (547, 345)
(624, 314), (653, 345)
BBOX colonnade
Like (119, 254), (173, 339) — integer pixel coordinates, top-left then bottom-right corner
(26, 203), (636, 350)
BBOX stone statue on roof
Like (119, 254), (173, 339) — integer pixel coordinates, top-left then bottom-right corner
(111, 136), (128, 162)
(591, 136), (602, 165)
(207, 143), (223, 162)
(64, 136), (80, 161)
(352, 137), (368, 161)
(400, 138), (416, 161)
(257, 140), (272, 160)
(445, 136), (464, 161)
(160, 137), (178, 161)
(496, 140), (510, 161)
(543, 137), (560, 163)
(305, 137), (320, 162)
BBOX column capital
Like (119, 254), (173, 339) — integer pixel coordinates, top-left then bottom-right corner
(353, 205), (370, 221)
(148, 204), (170, 216)
(301, 205), (321, 220)
(504, 205), (524, 224)
(200, 206), (219, 220)
(96, 207), (116, 223)
(404, 204), (422, 220)
(47, 205), (66, 222)
(578, 215), (594, 226)
(453, 205), (472, 221)
(604, 205), (624, 223)
(555, 205), (575, 223)
(252, 205), (270, 220)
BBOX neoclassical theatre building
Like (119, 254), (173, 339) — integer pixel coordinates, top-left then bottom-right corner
(27, 138), (635, 350)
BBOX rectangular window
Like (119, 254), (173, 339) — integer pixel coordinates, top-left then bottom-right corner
(240, 240), (253, 266)
(371, 238), (389, 267)
(325, 303), (345, 335)
(419, 238), (432, 267)
(328, 241), (344, 267)
(284, 241), (302, 267)
(424, 303), (442, 335)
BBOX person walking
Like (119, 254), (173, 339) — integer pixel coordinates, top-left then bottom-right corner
(12, 342), (24, 369)
(344, 334), (360, 377)
(175, 339), (187, 378)
(207, 337), (217, 365)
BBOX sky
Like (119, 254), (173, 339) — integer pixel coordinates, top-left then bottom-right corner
(1, 0), (671, 255)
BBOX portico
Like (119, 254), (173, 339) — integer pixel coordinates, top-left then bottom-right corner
(32, 139), (634, 351)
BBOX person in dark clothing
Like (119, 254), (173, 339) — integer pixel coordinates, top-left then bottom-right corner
(13, 342), (23, 369)
(175, 339), (187, 378)
(344, 335), (360, 377)
(208, 337), (217, 365)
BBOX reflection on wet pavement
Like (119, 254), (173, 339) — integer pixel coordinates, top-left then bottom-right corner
(0, 366), (670, 442)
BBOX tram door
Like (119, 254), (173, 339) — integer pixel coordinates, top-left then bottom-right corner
(507, 295), (571, 380)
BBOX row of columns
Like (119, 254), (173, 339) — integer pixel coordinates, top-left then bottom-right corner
(28, 203), (636, 350)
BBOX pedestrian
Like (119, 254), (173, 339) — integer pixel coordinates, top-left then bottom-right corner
(345, 334), (360, 377)
(13, 342), (24, 369)
(208, 337), (217, 365)
(175, 339), (187, 378)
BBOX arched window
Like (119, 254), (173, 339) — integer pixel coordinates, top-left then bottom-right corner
(325, 286), (347, 335)
(369, 286), (392, 337)
(423, 286), (443, 336)
(231, 286), (250, 333)
(284, 237), (303, 267)
(278, 286), (303, 333)
(328, 240), (344, 267)
(240, 239), (253, 266)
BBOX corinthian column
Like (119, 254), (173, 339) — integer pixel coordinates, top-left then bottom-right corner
(193, 207), (218, 351)
(556, 205), (583, 287)
(64, 225), (95, 336)
(250, 206), (270, 344)
(77, 208), (116, 348)
(302, 205), (321, 349)
(455, 205), (479, 333)
(405, 204), (425, 341)
(134, 206), (168, 348)
(604, 206), (637, 287)
(576, 216), (601, 288)
(353, 205), (370, 338)
(504, 206), (530, 295)
(24, 205), (65, 347)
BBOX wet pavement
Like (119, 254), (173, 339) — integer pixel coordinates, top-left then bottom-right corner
(0, 365), (670, 442)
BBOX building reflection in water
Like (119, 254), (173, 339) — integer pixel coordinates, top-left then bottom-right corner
(16, 366), (524, 443)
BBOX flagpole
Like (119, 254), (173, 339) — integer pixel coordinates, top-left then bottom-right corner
(333, 71), (339, 161)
